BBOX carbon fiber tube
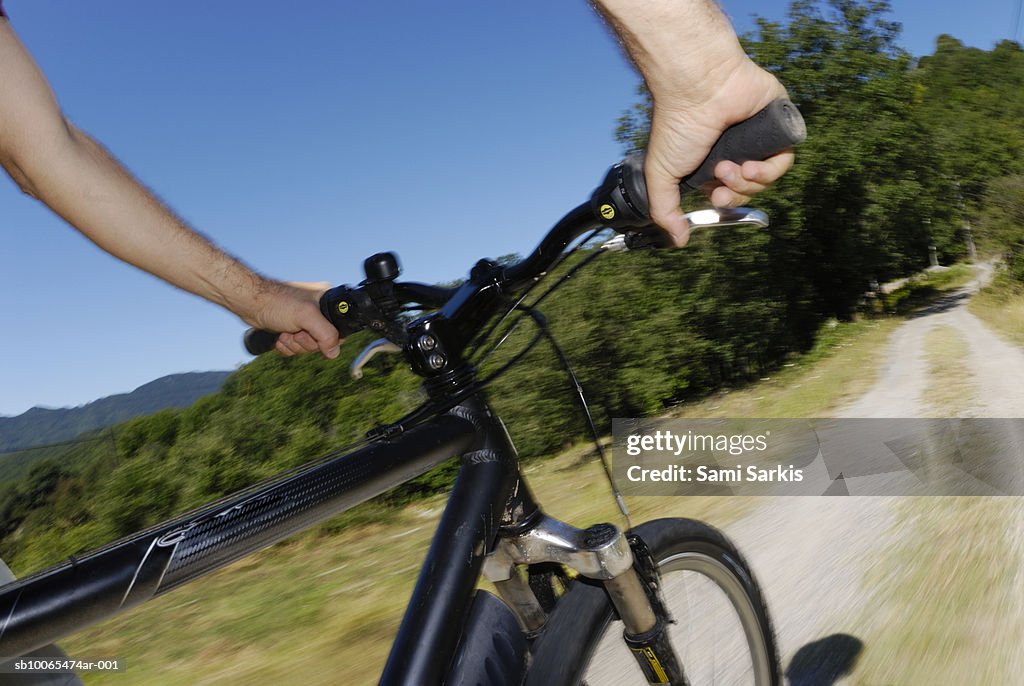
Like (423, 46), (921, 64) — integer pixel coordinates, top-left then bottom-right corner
(0, 413), (479, 659)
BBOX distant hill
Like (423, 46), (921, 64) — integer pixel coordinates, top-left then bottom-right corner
(0, 372), (231, 453)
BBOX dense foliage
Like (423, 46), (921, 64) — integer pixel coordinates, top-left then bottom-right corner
(3, 0), (1023, 575)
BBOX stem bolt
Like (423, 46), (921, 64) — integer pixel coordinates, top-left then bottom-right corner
(417, 334), (437, 352)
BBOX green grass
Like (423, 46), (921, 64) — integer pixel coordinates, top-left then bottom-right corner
(917, 262), (978, 290)
(874, 263), (973, 313)
(670, 316), (902, 418)
(57, 308), (914, 684)
(848, 498), (1023, 685)
(64, 446), (761, 686)
(970, 273), (1024, 349)
(922, 324), (977, 416)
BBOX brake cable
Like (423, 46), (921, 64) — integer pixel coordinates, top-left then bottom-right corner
(515, 306), (632, 530)
(467, 227), (609, 361)
(360, 228), (632, 528)
(474, 241), (610, 363)
(463, 238), (632, 529)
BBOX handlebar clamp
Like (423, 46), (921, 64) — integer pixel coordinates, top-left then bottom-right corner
(320, 251), (409, 343)
(320, 285), (378, 338)
(589, 153), (650, 231)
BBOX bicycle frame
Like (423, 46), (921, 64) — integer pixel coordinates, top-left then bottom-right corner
(0, 393), (537, 683)
(0, 96), (807, 680)
(0, 204), (653, 682)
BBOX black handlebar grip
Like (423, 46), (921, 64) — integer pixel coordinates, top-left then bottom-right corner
(244, 328), (280, 356)
(679, 98), (806, 191)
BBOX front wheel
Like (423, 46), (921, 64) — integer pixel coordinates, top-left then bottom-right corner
(526, 518), (781, 686)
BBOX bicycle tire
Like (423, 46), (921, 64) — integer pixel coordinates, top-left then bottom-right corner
(525, 517), (781, 686)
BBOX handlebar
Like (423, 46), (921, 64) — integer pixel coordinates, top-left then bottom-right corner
(244, 98), (805, 358)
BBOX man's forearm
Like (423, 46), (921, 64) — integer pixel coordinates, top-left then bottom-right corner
(593, 0), (749, 110)
(0, 19), (268, 323)
(12, 124), (269, 322)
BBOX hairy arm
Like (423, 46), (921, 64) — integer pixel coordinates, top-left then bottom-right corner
(593, 0), (794, 245)
(0, 19), (337, 357)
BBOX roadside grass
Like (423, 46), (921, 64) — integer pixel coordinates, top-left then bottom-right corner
(667, 263), (977, 420)
(922, 324), (978, 416)
(64, 308), (909, 685)
(64, 272), (980, 684)
(66, 502), (437, 686)
(880, 262), (977, 314)
(669, 317), (901, 418)
(849, 497), (1024, 685)
(64, 445), (764, 686)
(970, 273), (1024, 349)
(916, 262), (977, 290)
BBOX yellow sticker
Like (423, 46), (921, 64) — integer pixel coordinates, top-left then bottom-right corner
(599, 203), (616, 220)
(338, 301), (350, 315)
(643, 647), (669, 683)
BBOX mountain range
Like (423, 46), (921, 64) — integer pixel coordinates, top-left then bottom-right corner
(0, 371), (231, 454)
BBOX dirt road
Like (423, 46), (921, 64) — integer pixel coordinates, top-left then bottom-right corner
(842, 262), (1024, 418)
(591, 264), (1024, 684)
(732, 263), (1023, 683)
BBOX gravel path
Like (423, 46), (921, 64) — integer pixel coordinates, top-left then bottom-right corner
(841, 262), (1024, 418)
(734, 263), (1022, 683)
(590, 263), (1024, 684)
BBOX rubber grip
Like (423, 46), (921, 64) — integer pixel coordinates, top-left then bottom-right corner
(680, 99), (806, 191)
(244, 328), (280, 355)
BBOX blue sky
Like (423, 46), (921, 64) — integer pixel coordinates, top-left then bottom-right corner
(1, 0), (1019, 416)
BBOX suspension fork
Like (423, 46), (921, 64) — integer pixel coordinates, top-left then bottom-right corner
(483, 516), (688, 685)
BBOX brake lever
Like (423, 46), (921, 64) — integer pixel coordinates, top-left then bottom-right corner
(350, 338), (402, 380)
(601, 207), (769, 252)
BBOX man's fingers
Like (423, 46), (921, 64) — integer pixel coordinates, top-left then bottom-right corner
(714, 161), (768, 198)
(292, 331), (320, 354)
(645, 158), (692, 247)
(303, 314), (340, 359)
(274, 327), (339, 359)
(710, 150), (795, 208)
(318, 338), (341, 360)
(276, 334), (304, 356)
(710, 185), (752, 208)
(742, 151), (794, 185)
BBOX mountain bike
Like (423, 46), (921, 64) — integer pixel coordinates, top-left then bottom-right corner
(0, 99), (804, 685)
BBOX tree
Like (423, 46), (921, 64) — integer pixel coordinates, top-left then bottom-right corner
(978, 175), (1024, 281)
(617, 1), (966, 322)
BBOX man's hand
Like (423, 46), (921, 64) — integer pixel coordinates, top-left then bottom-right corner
(594, 0), (797, 246)
(246, 281), (341, 359)
(646, 62), (795, 245)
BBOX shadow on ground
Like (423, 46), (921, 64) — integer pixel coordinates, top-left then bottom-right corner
(906, 290), (971, 318)
(785, 633), (864, 686)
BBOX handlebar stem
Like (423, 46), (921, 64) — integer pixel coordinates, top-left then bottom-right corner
(405, 260), (506, 396)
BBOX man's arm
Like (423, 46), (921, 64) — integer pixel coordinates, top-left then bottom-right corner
(594, 0), (795, 246)
(0, 19), (336, 357)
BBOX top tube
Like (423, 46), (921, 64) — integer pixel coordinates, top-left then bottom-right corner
(0, 412), (478, 659)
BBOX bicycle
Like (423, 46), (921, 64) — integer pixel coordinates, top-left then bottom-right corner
(0, 99), (804, 685)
